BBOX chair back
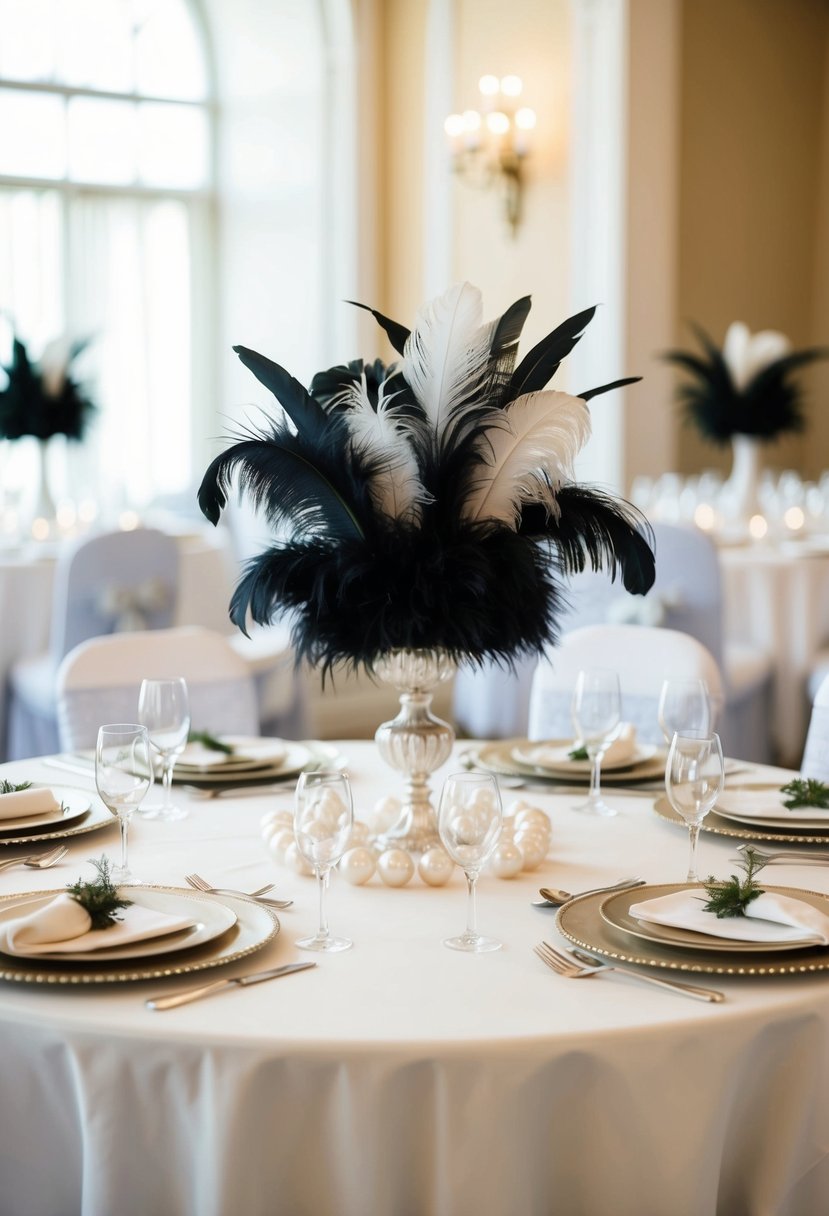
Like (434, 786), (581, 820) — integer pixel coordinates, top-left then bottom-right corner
(528, 623), (724, 744)
(50, 528), (179, 661)
(801, 674), (829, 781)
(56, 626), (259, 750)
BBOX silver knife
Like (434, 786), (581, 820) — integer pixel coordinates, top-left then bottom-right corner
(145, 961), (316, 1011)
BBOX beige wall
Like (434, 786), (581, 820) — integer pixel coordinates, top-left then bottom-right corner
(676, 0), (829, 477)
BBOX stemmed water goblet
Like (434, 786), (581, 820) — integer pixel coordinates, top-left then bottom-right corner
(294, 770), (354, 952)
(657, 678), (713, 744)
(138, 678), (191, 821)
(665, 731), (725, 881)
(437, 772), (502, 952)
(95, 724), (152, 885)
(570, 668), (622, 817)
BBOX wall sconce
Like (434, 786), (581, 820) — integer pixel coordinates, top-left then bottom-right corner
(444, 75), (536, 236)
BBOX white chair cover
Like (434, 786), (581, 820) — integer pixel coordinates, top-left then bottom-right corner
(56, 626), (260, 751)
(801, 674), (829, 781)
(528, 624), (724, 745)
(7, 528), (179, 759)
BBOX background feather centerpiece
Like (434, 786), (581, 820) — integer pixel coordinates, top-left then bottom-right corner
(198, 282), (655, 675)
(664, 321), (828, 444)
(0, 333), (95, 442)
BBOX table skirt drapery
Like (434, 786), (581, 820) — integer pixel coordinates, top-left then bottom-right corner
(0, 744), (829, 1215)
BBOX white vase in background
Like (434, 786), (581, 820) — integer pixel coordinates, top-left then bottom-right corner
(31, 438), (57, 528)
(722, 434), (762, 535)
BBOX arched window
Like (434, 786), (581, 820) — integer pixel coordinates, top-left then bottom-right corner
(0, 0), (213, 517)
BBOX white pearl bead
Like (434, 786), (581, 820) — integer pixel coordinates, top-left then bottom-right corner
(514, 830), (548, 871)
(339, 846), (377, 886)
(267, 828), (295, 865)
(417, 847), (454, 887)
(489, 840), (524, 879)
(261, 820), (283, 845)
(377, 849), (415, 887)
(371, 795), (402, 834)
(505, 798), (532, 819)
(284, 841), (314, 877)
(261, 809), (293, 830)
(499, 818), (516, 840)
(348, 821), (371, 846)
(514, 808), (551, 836)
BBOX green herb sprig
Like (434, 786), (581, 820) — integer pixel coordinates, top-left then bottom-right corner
(780, 778), (829, 810)
(0, 780), (33, 794)
(66, 856), (132, 930)
(702, 847), (766, 919)
(188, 730), (234, 755)
(568, 745), (589, 761)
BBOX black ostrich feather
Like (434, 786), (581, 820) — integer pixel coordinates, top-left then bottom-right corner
(664, 324), (828, 444)
(0, 334), (95, 441)
(200, 282), (654, 671)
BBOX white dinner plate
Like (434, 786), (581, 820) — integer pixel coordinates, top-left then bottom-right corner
(0, 797), (114, 847)
(172, 740), (314, 786)
(0, 787), (90, 835)
(715, 785), (829, 829)
(177, 735), (289, 772)
(599, 883), (829, 953)
(0, 888), (238, 962)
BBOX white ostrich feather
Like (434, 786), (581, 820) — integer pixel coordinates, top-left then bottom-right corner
(340, 378), (427, 524)
(461, 390), (591, 527)
(402, 282), (496, 443)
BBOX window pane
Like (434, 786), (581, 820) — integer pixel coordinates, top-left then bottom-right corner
(67, 97), (138, 186)
(138, 102), (209, 189)
(0, 0), (58, 82)
(135, 1), (209, 102)
(56, 0), (134, 92)
(0, 89), (65, 179)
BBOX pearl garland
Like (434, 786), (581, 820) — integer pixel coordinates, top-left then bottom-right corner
(261, 797), (551, 889)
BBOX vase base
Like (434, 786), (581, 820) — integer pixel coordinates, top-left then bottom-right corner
(376, 825), (440, 855)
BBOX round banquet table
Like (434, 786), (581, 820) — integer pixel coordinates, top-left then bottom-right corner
(0, 743), (829, 1216)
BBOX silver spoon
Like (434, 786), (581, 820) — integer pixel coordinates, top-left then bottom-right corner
(531, 877), (645, 907)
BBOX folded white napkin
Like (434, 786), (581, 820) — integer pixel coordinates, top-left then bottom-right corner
(517, 722), (638, 769)
(717, 788), (829, 823)
(0, 787), (61, 821)
(630, 889), (829, 945)
(0, 893), (195, 958)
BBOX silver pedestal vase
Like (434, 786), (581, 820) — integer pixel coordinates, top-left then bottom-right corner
(374, 649), (456, 853)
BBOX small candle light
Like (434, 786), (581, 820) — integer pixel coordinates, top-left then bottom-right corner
(119, 510), (140, 531)
(749, 514), (768, 540)
(694, 503), (716, 531)
(31, 517), (50, 542)
(784, 505), (805, 532)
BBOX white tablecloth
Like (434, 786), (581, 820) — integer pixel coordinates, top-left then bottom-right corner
(721, 544), (829, 763)
(0, 743), (828, 1216)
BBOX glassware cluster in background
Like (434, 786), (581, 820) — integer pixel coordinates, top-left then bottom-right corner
(631, 469), (829, 543)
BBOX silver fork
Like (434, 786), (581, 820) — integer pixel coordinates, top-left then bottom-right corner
(534, 941), (724, 1002)
(0, 844), (70, 874)
(185, 873), (293, 908)
(734, 843), (829, 866)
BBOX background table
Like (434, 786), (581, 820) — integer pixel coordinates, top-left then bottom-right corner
(721, 542), (829, 762)
(0, 742), (828, 1215)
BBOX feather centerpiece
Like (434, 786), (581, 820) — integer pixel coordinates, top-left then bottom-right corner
(664, 321), (828, 444)
(198, 283), (655, 675)
(0, 333), (95, 441)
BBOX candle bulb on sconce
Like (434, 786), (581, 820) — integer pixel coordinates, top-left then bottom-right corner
(444, 74), (536, 236)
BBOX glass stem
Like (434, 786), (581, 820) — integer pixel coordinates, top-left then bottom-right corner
(687, 822), (701, 881)
(161, 757), (173, 812)
(119, 815), (129, 874)
(465, 870), (478, 938)
(316, 866), (330, 940)
(589, 750), (603, 803)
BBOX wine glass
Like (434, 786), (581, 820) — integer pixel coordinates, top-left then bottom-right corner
(138, 678), (191, 821)
(570, 668), (622, 817)
(437, 772), (502, 952)
(657, 679), (713, 744)
(95, 724), (152, 885)
(665, 731), (725, 881)
(294, 770), (354, 952)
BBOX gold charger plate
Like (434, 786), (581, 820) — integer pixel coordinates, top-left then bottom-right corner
(0, 797), (114, 847)
(599, 883), (828, 953)
(511, 739), (657, 775)
(0, 888), (238, 963)
(475, 739), (666, 785)
(653, 794), (829, 845)
(0, 787), (90, 835)
(172, 740), (313, 787)
(0, 887), (278, 985)
(557, 885), (829, 976)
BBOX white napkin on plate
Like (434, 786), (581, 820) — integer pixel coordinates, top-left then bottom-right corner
(0, 893), (196, 958)
(630, 889), (829, 944)
(518, 723), (638, 769)
(0, 787), (61, 820)
(717, 787), (829, 823)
